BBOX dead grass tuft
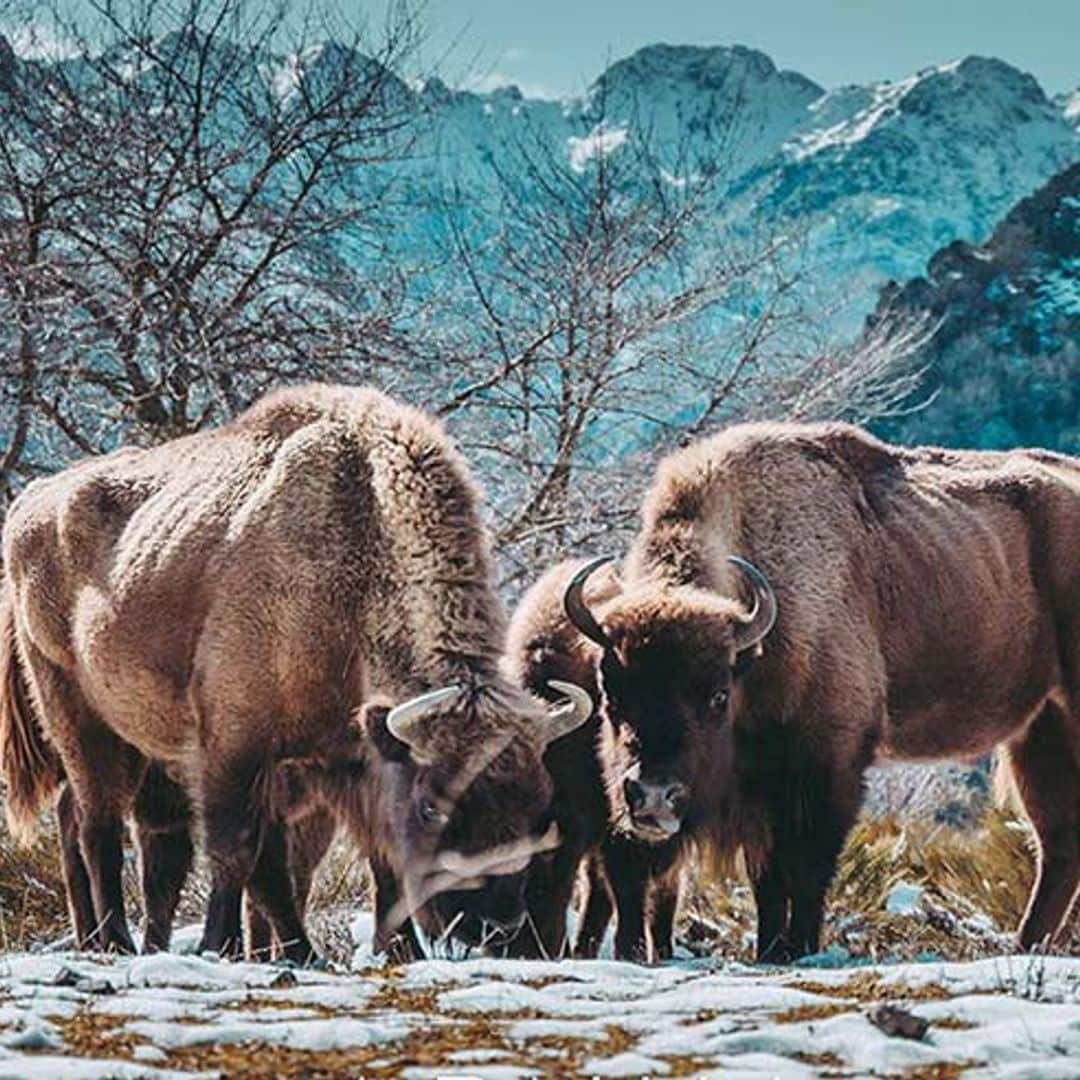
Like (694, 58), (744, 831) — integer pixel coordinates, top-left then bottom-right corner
(678, 808), (1078, 963)
(931, 1016), (978, 1030)
(773, 1001), (854, 1023)
(790, 1049), (847, 1069)
(897, 1064), (978, 1080)
(788, 973), (952, 1003)
(47, 1008), (148, 1058)
(2, 803), (1074, 967)
(0, 820), (69, 949)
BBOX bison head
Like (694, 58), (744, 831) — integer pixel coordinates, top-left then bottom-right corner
(565, 556), (776, 844)
(274, 679), (591, 953)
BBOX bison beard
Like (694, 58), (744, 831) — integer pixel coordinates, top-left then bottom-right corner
(569, 422), (1080, 962)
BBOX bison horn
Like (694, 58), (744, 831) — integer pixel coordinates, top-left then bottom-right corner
(386, 685), (464, 757)
(542, 679), (594, 744)
(728, 556), (778, 654)
(563, 556), (615, 648)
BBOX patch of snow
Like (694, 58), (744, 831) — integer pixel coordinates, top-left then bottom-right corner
(0, 944), (1078, 1076)
(567, 125), (629, 171)
(793, 944), (855, 968)
(886, 881), (925, 914)
(585, 1050), (670, 1075)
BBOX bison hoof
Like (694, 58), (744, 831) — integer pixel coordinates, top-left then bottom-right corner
(272, 952), (327, 971)
(101, 932), (137, 956)
(615, 943), (651, 965)
(755, 940), (797, 965)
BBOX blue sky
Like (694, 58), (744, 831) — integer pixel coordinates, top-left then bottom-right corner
(421, 0), (1079, 97)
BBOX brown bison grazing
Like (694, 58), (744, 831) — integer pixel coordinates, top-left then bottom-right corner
(567, 423), (1080, 962)
(1, 384), (591, 962)
(503, 559), (684, 962)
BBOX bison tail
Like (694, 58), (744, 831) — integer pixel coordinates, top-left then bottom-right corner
(0, 587), (62, 844)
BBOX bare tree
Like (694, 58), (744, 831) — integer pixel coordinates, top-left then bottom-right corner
(0, 12), (923, 558)
(0, 0), (422, 503)
(419, 90), (923, 584)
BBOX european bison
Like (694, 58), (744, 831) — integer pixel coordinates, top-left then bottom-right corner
(567, 423), (1080, 961)
(504, 558), (684, 962)
(1, 384), (591, 962)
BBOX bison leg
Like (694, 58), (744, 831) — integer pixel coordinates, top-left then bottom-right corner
(606, 847), (652, 964)
(777, 764), (861, 962)
(751, 852), (792, 963)
(197, 756), (266, 959)
(785, 829), (848, 960)
(246, 819), (319, 966)
(516, 836), (586, 959)
(245, 809), (335, 961)
(132, 764), (194, 953)
(574, 852), (613, 958)
(1005, 700), (1080, 950)
(244, 896), (275, 960)
(649, 871), (681, 961)
(371, 857), (422, 964)
(20, 643), (139, 953)
(288, 808), (335, 924)
(56, 784), (96, 949)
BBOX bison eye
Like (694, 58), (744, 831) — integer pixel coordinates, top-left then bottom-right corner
(418, 798), (448, 826)
(709, 688), (730, 715)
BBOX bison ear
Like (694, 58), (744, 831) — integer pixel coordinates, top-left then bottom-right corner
(362, 702), (413, 764)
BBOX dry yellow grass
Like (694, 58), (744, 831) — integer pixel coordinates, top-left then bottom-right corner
(1, 806), (1075, 961)
(681, 808), (1078, 961)
(0, 819), (69, 948)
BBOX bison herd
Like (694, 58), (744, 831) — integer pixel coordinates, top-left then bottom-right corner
(1, 383), (1077, 967)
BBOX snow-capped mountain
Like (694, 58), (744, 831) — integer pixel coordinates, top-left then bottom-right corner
(744, 57), (1077, 314)
(1057, 87), (1080, 130)
(411, 46), (1078, 321)
(589, 44), (824, 177)
(3, 31), (1077, 354)
(869, 161), (1079, 453)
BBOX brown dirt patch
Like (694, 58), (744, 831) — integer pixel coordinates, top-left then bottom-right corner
(45, 1008), (148, 1058)
(897, 1064), (978, 1080)
(931, 1016), (978, 1030)
(773, 1001), (855, 1023)
(790, 971), (952, 1003)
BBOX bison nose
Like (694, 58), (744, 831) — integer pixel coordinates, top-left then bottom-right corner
(623, 777), (647, 813)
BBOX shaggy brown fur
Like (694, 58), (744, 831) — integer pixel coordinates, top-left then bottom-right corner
(576, 423), (1080, 961)
(1, 384), (581, 961)
(503, 559), (684, 962)
(0, 593), (62, 842)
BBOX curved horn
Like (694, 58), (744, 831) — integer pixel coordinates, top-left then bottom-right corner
(386, 685), (464, 755)
(727, 556), (778, 654)
(563, 556), (615, 648)
(542, 679), (594, 744)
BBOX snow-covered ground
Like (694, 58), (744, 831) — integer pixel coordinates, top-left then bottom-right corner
(0, 935), (1078, 1078)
